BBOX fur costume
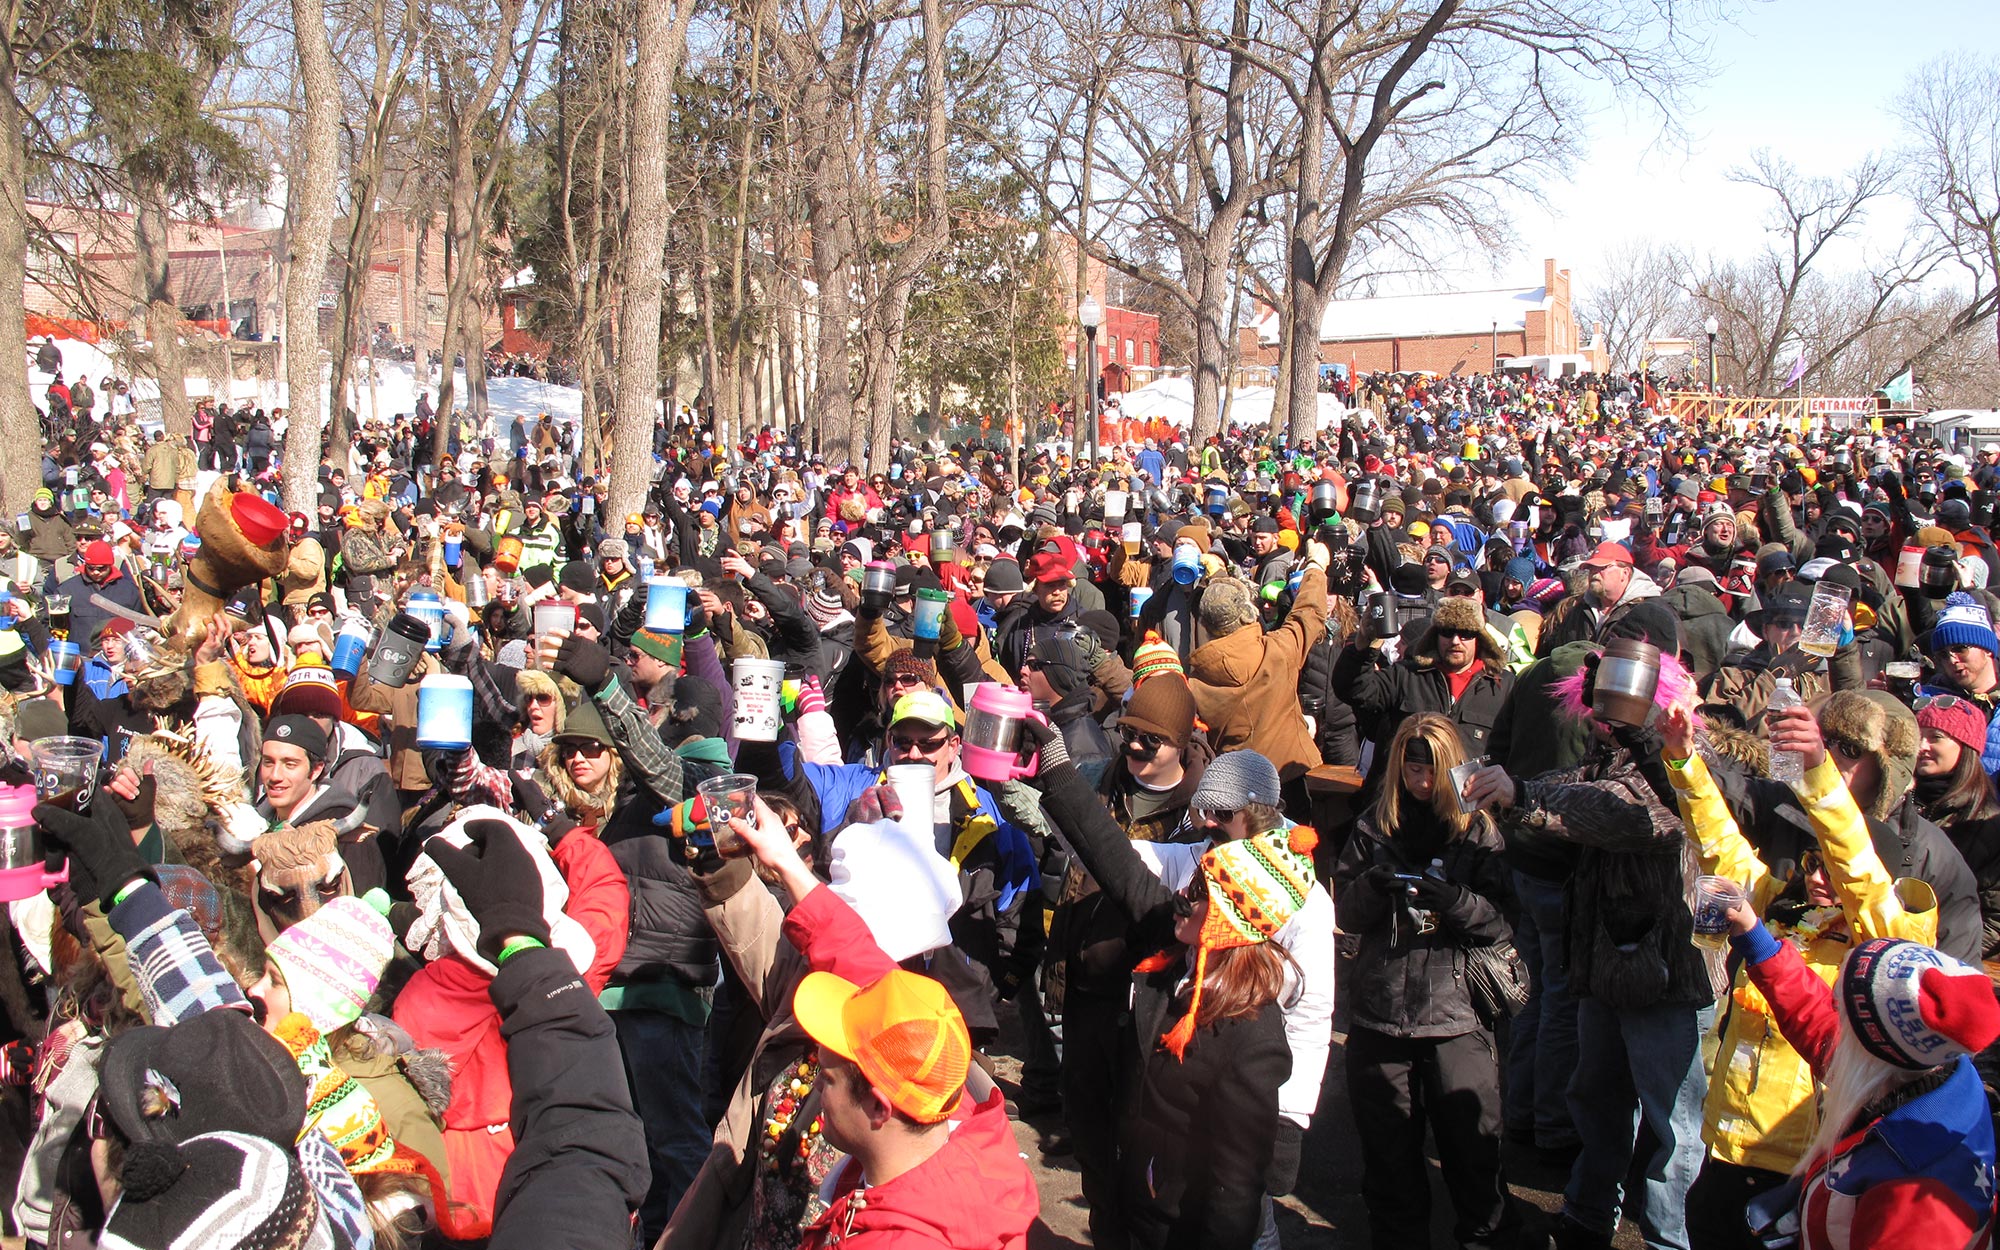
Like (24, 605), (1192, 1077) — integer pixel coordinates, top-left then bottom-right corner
(121, 733), (254, 898)
(169, 485), (292, 646)
(1815, 689), (1918, 821)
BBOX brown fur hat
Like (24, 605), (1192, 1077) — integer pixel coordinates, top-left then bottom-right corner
(1816, 690), (1918, 820)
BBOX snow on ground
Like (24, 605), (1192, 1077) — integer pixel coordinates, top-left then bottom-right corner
(29, 338), (585, 425)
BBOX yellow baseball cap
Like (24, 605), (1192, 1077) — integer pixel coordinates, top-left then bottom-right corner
(793, 969), (970, 1123)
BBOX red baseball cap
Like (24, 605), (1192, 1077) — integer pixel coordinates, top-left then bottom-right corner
(83, 540), (114, 567)
(1025, 550), (1074, 585)
(1582, 541), (1634, 568)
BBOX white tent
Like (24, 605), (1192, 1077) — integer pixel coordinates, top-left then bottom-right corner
(1113, 376), (1351, 430)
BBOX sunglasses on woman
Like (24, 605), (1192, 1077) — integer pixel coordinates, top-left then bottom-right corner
(1172, 873), (1209, 918)
(1915, 694), (1967, 715)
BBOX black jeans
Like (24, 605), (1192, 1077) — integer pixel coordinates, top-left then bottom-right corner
(1060, 993), (1135, 1250)
(1685, 1157), (1788, 1250)
(1346, 1025), (1520, 1249)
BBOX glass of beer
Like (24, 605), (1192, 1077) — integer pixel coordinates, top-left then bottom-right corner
(1799, 582), (1852, 659)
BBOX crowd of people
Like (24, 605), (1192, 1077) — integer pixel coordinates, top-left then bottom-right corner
(0, 344), (1995, 1250)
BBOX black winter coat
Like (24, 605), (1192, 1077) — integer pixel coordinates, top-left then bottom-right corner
(1333, 810), (1515, 1039)
(1036, 755), (1285, 1250)
(1334, 638), (1516, 791)
(487, 948), (649, 1249)
(597, 791), (722, 990)
(1297, 630), (1361, 767)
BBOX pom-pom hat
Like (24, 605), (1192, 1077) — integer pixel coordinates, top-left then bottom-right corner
(1840, 938), (2000, 1069)
(1931, 591), (1998, 656)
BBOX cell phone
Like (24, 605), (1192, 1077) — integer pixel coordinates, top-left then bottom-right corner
(1391, 872), (1427, 885)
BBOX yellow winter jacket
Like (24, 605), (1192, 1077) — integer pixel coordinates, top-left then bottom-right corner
(1666, 749), (1936, 1174)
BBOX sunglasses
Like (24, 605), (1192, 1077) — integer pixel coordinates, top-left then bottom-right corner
(1119, 727), (1168, 752)
(525, 691), (557, 705)
(1915, 694), (1967, 715)
(890, 730), (954, 754)
(1193, 807), (1239, 826)
(559, 741), (609, 761)
(885, 671), (927, 689)
(1436, 628), (1480, 641)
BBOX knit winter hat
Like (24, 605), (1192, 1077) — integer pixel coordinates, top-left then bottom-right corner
(805, 582), (847, 629)
(1502, 556), (1536, 586)
(1840, 938), (2000, 1069)
(1917, 694), (1989, 756)
(1149, 830), (1315, 1060)
(266, 896), (395, 1033)
(268, 660), (345, 720)
(1131, 633), (1184, 686)
(881, 649), (940, 693)
(596, 537), (629, 561)
(1119, 674), (1197, 749)
(272, 1012), (397, 1172)
(1189, 749), (1282, 811)
(100, 1130), (323, 1250)
(1931, 592), (1998, 656)
(1173, 523), (1212, 554)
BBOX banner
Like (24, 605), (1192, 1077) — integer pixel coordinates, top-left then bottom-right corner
(1881, 370), (1913, 406)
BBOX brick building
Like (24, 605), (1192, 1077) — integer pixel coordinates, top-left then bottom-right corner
(24, 199), (499, 349)
(1243, 258), (1604, 377)
(1048, 235), (1163, 395)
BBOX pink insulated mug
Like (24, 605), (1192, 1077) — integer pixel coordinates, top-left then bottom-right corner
(0, 780), (65, 902)
(961, 684), (1049, 783)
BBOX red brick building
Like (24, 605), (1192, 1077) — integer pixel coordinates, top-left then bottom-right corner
(1049, 235), (1162, 394)
(1244, 258), (1604, 377)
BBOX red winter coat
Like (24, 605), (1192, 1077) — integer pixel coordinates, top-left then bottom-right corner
(785, 886), (1040, 1250)
(393, 832), (630, 1238)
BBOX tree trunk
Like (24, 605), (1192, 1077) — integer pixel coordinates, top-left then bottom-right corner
(281, 0), (341, 514)
(326, 195), (379, 458)
(609, 0), (694, 521)
(131, 186), (193, 443)
(806, 123), (859, 466)
(1071, 84), (1099, 462)
(0, 58), (38, 515)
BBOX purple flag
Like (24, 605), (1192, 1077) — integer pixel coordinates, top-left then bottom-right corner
(1782, 355), (1808, 389)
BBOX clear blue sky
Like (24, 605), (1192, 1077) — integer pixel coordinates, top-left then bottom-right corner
(1476, 0), (2000, 299)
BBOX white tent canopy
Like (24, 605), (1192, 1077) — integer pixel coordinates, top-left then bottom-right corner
(1112, 376), (1352, 430)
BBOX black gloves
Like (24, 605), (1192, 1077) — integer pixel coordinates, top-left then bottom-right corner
(425, 818), (550, 964)
(1356, 863), (1400, 894)
(35, 797), (154, 910)
(1405, 874), (1462, 911)
(552, 634), (611, 692)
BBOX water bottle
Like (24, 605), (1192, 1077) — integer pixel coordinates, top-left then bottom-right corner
(1768, 677), (1804, 784)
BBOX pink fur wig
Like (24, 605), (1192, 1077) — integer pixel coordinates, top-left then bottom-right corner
(1551, 648), (1702, 728)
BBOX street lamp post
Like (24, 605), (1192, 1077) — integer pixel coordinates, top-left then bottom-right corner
(1078, 294), (1103, 465)
(1491, 320), (1498, 371)
(1704, 314), (1720, 393)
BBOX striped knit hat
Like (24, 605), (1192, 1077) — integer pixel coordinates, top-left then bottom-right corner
(99, 1130), (325, 1250)
(1131, 633), (1184, 686)
(1150, 829), (1316, 1060)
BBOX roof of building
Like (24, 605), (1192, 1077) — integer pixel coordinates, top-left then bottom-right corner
(1254, 283), (1553, 346)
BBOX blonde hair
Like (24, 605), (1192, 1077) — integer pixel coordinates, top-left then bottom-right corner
(1371, 712), (1489, 841)
(1796, 1002), (1925, 1179)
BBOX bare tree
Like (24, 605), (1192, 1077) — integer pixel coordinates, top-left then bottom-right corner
(281, 0), (342, 513)
(1897, 54), (2000, 363)
(1577, 239), (1691, 371)
(1697, 150), (1905, 393)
